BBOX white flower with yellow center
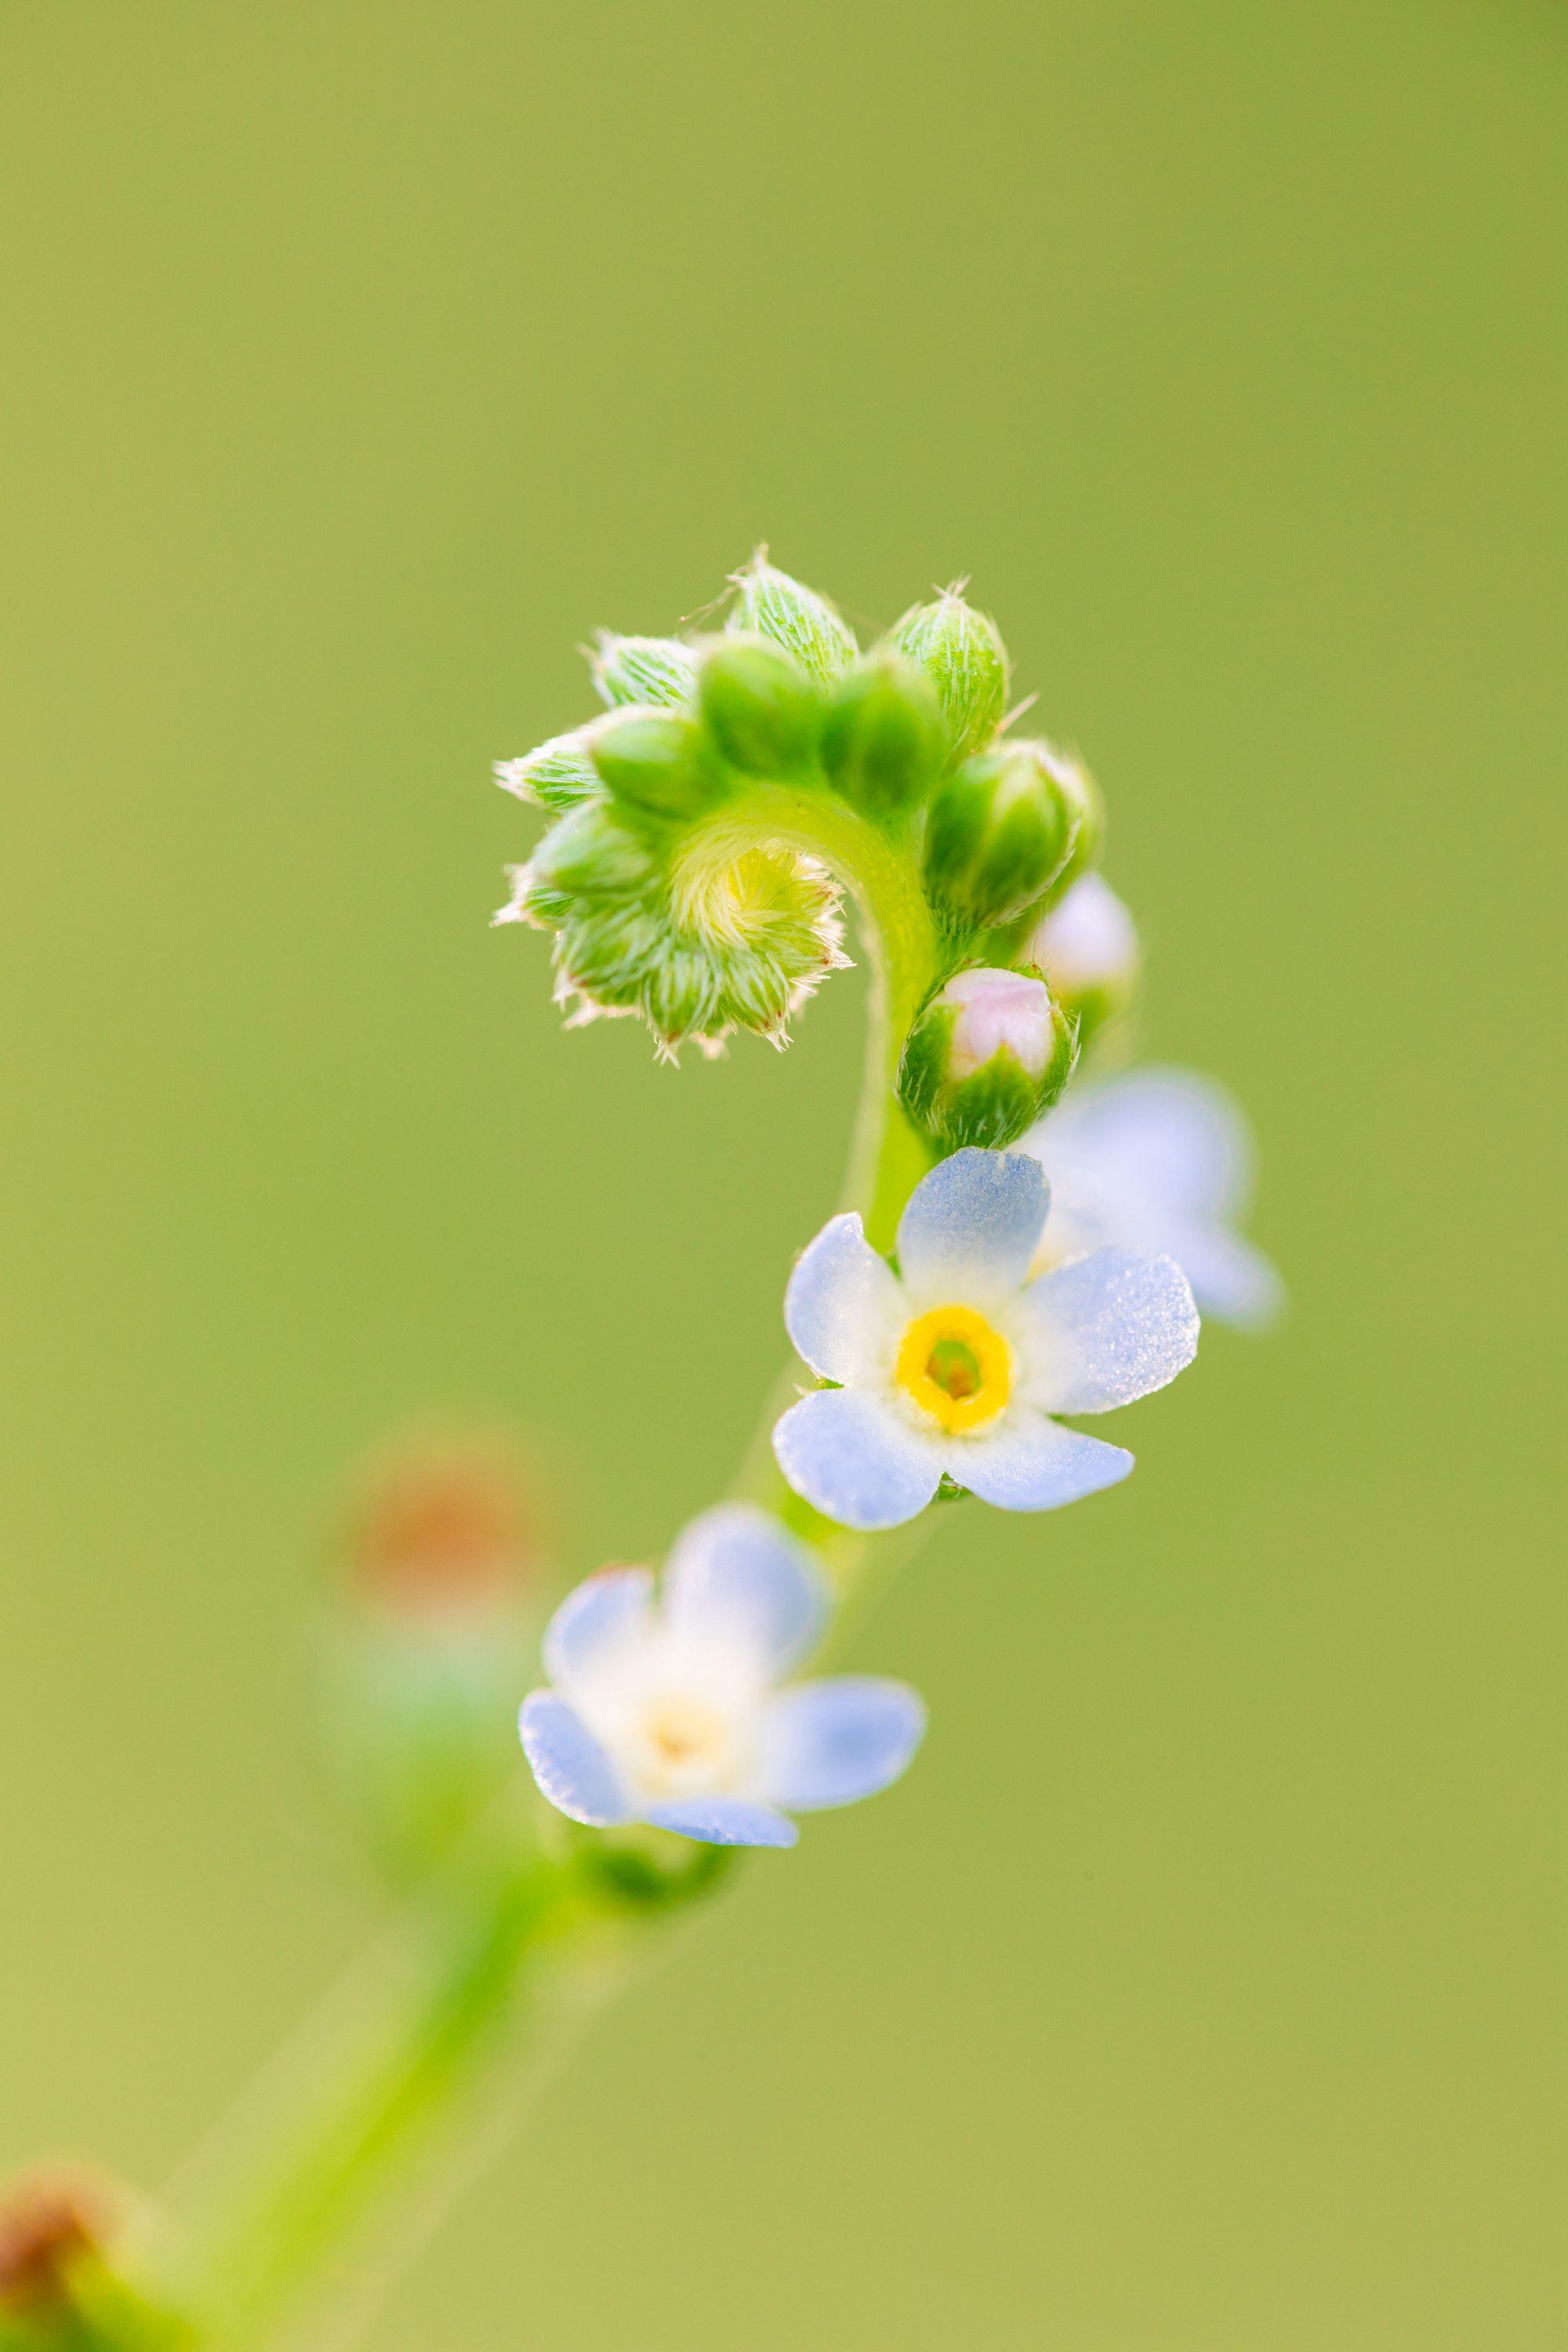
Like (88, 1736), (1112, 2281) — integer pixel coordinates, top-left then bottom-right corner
(518, 1505), (924, 1848)
(772, 1149), (1200, 1533)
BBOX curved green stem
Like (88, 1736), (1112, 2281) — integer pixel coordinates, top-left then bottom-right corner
(677, 780), (941, 1246)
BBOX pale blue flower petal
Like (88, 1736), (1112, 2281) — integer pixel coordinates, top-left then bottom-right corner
(756, 1678), (926, 1811)
(1022, 1247), (1199, 1414)
(897, 1149), (1048, 1298)
(543, 1567), (655, 1697)
(518, 1690), (637, 1826)
(1163, 1219), (1284, 1331)
(950, 1410), (1134, 1510)
(644, 1795), (799, 1847)
(663, 1503), (827, 1676)
(773, 1386), (946, 1532)
(784, 1211), (905, 1382)
(1033, 1066), (1253, 1218)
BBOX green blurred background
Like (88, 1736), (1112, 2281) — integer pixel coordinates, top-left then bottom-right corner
(2, 2), (1563, 2344)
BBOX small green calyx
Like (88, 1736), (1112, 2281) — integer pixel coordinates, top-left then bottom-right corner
(820, 652), (946, 820)
(495, 729), (604, 814)
(922, 740), (1079, 931)
(898, 964), (1077, 1151)
(728, 552), (857, 687)
(589, 707), (728, 822)
(887, 588), (1010, 765)
(528, 801), (662, 902)
(590, 633), (701, 710)
(697, 635), (823, 775)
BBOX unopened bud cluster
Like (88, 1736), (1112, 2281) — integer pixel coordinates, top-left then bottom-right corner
(495, 554), (1119, 1059)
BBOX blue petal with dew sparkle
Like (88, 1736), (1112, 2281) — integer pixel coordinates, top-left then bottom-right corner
(757, 1678), (926, 1810)
(664, 1503), (827, 1676)
(773, 1386), (945, 1532)
(1022, 1247), (1198, 1414)
(518, 1690), (637, 1826)
(897, 1149), (1047, 1296)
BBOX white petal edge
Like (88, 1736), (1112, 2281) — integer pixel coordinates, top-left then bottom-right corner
(662, 1503), (827, 1677)
(1166, 1219), (1284, 1331)
(542, 1567), (655, 1699)
(1021, 1247), (1199, 1414)
(784, 1211), (905, 1383)
(644, 1795), (799, 1848)
(772, 1386), (945, 1532)
(518, 1690), (637, 1826)
(949, 1410), (1134, 1511)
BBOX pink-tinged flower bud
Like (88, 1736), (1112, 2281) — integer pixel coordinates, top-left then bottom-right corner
(898, 966), (1076, 1151)
(941, 967), (1056, 1080)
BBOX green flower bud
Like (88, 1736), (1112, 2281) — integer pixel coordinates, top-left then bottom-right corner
(728, 551), (858, 686)
(589, 633), (700, 710)
(886, 587), (1010, 764)
(697, 633), (822, 775)
(1035, 745), (1104, 905)
(588, 706), (728, 822)
(556, 899), (667, 1007)
(494, 729), (603, 814)
(922, 740), (1079, 931)
(527, 801), (662, 902)
(898, 966), (1077, 1151)
(642, 945), (727, 1052)
(819, 652), (946, 819)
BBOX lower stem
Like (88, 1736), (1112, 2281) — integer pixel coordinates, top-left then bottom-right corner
(111, 782), (949, 2352)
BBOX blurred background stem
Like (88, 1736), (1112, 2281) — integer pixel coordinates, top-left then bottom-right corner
(100, 804), (941, 2352)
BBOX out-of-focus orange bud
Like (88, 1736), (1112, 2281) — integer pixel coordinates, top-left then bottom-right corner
(0, 2167), (118, 2314)
(339, 1432), (541, 1617)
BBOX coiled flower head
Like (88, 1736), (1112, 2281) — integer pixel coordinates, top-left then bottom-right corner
(493, 555), (1116, 1060)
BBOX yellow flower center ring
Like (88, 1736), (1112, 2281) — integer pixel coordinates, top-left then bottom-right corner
(895, 1304), (1012, 1435)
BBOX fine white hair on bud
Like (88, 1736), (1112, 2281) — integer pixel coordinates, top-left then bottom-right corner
(587, 633), (700, 711)
(727, 550), (858, 686)
(938, 967), (1054, 1080)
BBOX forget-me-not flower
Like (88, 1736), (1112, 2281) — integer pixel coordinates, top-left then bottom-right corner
(772, 1149), (1199, 1533)
(518, 1504), (924, 1848)
(1022, 1067), (1283, 1330)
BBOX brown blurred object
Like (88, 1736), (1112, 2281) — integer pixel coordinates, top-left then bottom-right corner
(0, 2169), (117, 2314)
(339, 1429), (544, 1617)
